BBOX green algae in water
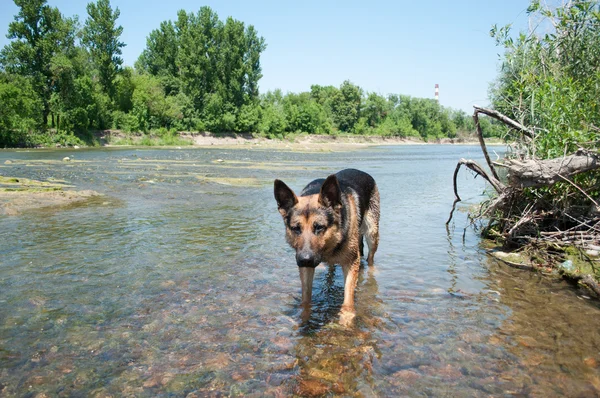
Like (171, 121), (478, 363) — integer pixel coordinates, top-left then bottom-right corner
(194, 175), (263, 187)
(0, 176), (72, 189)
(1, 187), (63, 192)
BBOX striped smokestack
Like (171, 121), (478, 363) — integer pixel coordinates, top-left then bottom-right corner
(435, 84), (439, 102)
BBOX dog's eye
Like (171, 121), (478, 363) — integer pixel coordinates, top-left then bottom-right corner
(291, 225), (302, 235)
(313, 223), (326, 234)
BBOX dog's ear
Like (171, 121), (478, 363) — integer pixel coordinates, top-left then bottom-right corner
(319, 174), (341, 209)
(274, 179), (298, 215)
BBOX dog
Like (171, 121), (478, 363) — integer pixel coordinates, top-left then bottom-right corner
(274, 169), (380, 324)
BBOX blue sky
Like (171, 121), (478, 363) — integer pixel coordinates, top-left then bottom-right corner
(0, 0), (531, 112)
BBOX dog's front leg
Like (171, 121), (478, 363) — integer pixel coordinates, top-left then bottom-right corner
(299, 267), (315, 321)
(340, 256), (360, 326)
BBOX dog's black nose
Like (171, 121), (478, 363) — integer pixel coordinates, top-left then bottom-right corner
(296, 252), (317, 268)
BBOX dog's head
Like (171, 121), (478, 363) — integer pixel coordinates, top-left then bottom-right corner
(274, 175), (344, 268)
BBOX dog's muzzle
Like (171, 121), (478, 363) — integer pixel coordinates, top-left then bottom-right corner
(296, 251), (318, 268)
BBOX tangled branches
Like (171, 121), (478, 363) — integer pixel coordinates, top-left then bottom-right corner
(449, 106), (600, 294)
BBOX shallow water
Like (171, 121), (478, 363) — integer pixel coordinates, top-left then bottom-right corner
(0, 145), (599, 397)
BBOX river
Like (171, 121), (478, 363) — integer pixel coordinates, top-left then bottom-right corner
(1, 145), (599, 396)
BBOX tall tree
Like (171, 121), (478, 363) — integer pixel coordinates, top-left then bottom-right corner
(176, 7), (222, 110)
(137, 6), (266, 123)
(0, 0), (77, 127)
(136, 21), (178, 78)
(243, 25), (266, 101)
(82, 0), (125, 100)
(330, 80), (362, 132)
(220, 17), (247, 109)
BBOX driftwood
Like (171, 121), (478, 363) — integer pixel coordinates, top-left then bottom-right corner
(448, 106), (600, 224)
(499, 149), (600, 189)
(448, 106), (600, 297)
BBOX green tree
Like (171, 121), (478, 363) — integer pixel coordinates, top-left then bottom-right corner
(244, 25), (266, 100)
(136, 21), (178, 77)
(49, 46), (112, 133)
(82, 0), (125, 101)
(176, 7), (222, 111)
(138, 6), (266, 129)
(130, 73), (180, 132)
(258, 90), (287, 136)
(0, 72), (41, 146)
(330, 80), (362, 132)
(0, 0), (77, 127)
(283, 92), (329, 134)
(219, 17), (247, 109)
(362, 92), (389, 127)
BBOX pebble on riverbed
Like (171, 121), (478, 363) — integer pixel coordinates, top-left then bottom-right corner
(297, 378), (329, 396)
(584, 357), (598, 368)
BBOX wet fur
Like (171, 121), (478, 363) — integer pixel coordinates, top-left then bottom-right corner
(274, 169), (380, 324)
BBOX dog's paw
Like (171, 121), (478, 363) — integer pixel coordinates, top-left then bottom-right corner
(339, 308), (356, 327)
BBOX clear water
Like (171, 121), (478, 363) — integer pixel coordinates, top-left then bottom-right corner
(0, 145), (598, 397)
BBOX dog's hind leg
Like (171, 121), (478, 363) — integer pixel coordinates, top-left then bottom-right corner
(363, 185), (380, 266)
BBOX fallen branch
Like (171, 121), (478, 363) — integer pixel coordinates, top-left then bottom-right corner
(473, 112), (501, 181)
(500, 149), (600, 189)
(446, 107), (508, 225)
(446, 158), (505, 225)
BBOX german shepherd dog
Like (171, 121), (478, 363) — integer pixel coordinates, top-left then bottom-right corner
(274, 169), (380, 325)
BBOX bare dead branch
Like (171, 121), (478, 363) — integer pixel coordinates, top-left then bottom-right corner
(457, 158), (506, 193)
(473, 105), (534, 139)
(500, 150), (600, 188)
(446, 158), (506, 225)
(473, 112), (501, 182)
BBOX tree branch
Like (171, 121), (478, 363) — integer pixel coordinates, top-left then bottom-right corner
(473, 111), (501, 182)
(501, 149), (600, 189)
(473, 105), (534, 139)
(446, 158), (506, 225)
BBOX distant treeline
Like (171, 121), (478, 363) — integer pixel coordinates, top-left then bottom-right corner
(0, 0), (501, 147)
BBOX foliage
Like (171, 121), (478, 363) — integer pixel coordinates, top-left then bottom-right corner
(82, 0), (125, 100)
(0, 0), (78, 127)
(0, 73), (41, 147)
(330, 80), (362, 132)
(137, 7), (267, 121)
(490, 0), (600, 158)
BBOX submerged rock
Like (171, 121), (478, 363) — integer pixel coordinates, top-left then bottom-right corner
(297, 378), (329, 397)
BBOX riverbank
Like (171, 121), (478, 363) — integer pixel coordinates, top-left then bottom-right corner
(27, 130), (498, 150)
